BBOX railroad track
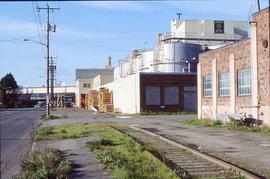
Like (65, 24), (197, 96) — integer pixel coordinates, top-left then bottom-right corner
(112, 125), (263, 179)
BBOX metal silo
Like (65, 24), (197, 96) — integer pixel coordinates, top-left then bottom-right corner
(157, 42), (203, 73)
(140, 51), (154, 72)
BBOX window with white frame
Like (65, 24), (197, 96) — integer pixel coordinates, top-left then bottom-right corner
(203, 74), (212, 97)
(219, 72), (230, 96)
(238, 69), (251, 95)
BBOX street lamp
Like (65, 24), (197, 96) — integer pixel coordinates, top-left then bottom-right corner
(23, 39), (47, 46)
(24, 38), (50, 116)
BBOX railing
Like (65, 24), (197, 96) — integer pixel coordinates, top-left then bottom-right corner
(159, 32), (249, 42)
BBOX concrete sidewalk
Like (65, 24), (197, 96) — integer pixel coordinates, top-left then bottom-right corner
(45, 108), (270, 177)
(33, 136), (111, 179)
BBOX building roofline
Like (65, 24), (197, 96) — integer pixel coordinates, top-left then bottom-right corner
(171, 19), (249, 22)
(199, 38), (250, 56)
(75, 68), (114, 70)
(252, 7), (270, 16)
(21, 86), (75, 89)
(139, 72), (197, 75)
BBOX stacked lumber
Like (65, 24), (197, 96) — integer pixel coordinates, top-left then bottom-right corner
(87, 90), (99, 110)
(98, 88), (114, 113)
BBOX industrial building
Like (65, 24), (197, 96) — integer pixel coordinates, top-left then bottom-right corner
(85, 18), (250, 114)
(75, 58), (114, 108)
(89, 44), (202, 114)
(170, 18), (248, 46)
(18, 86), (76, 107)
(197, 8), (270, 126)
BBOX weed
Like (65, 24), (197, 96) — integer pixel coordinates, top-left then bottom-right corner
(60, 129), (67, 133)
(87, 126), (178, 179)
(140, 110), (197, 115)
(16, 148), (71, 179)
(35, 123), (98, 140)
(35, 126), (53, 140)
(87, 137), (114, 150)
(62, 115), (69, 119)
(41, 114), (61, 120)
(213, 120), (223, 126)
(79, 130), (91, 137)
(180, 119), (212, 126)
(40, 114), (47, 119)
(180, 119), (270, 135)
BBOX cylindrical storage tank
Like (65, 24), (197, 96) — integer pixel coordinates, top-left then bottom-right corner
(121, 61), (130, 76)
(157, 42), (203, 73)
(140, 51), (154, 72)
(114, 67), (120, 80)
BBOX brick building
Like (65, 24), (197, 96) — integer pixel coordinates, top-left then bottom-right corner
(140, 73), (197, 113)
(197, 8), (270, 126)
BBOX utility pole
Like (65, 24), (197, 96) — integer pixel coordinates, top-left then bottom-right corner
(37, 3), (60, 116)
(257, 0), (261, 11)
(50, 57), (57, 109)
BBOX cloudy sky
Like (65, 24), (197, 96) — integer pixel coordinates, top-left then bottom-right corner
(0, 0), (269, 87)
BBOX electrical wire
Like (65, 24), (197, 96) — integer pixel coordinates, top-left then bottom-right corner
(35, 2), (46, 43)
(32, 1), (46, 57)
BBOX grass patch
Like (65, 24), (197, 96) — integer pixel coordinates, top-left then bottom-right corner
(41, 114), (61, 120)
(87, 125), (178, 179)
(140, 110), (197, 115)
(35, 123), (104, 140)
(62, 115), (69, 119)
(15, 148), (71, 179)
(180, 119), (270, 135)
(35, 126), (53, 140)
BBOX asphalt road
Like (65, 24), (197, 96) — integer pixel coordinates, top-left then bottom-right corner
(0, 108), (44, 179)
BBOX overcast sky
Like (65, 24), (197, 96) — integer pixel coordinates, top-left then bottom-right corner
(0, 0), (269, 87)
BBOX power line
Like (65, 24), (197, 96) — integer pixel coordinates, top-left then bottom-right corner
(32, 1), (45, 56)
(35, 2), (46, 42)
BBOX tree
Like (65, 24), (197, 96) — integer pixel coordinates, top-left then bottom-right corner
(0, 73), (19, 108)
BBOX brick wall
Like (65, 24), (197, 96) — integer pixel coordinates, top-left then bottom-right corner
(140, 73), (197, 112)
(253, 8), (270, 106)
(200, 40), (251, 108)
(198, 8), (270, 125)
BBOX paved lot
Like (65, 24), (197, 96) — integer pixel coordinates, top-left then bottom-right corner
(46, 108), (270, 176)
(0, 108), (44, 179)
